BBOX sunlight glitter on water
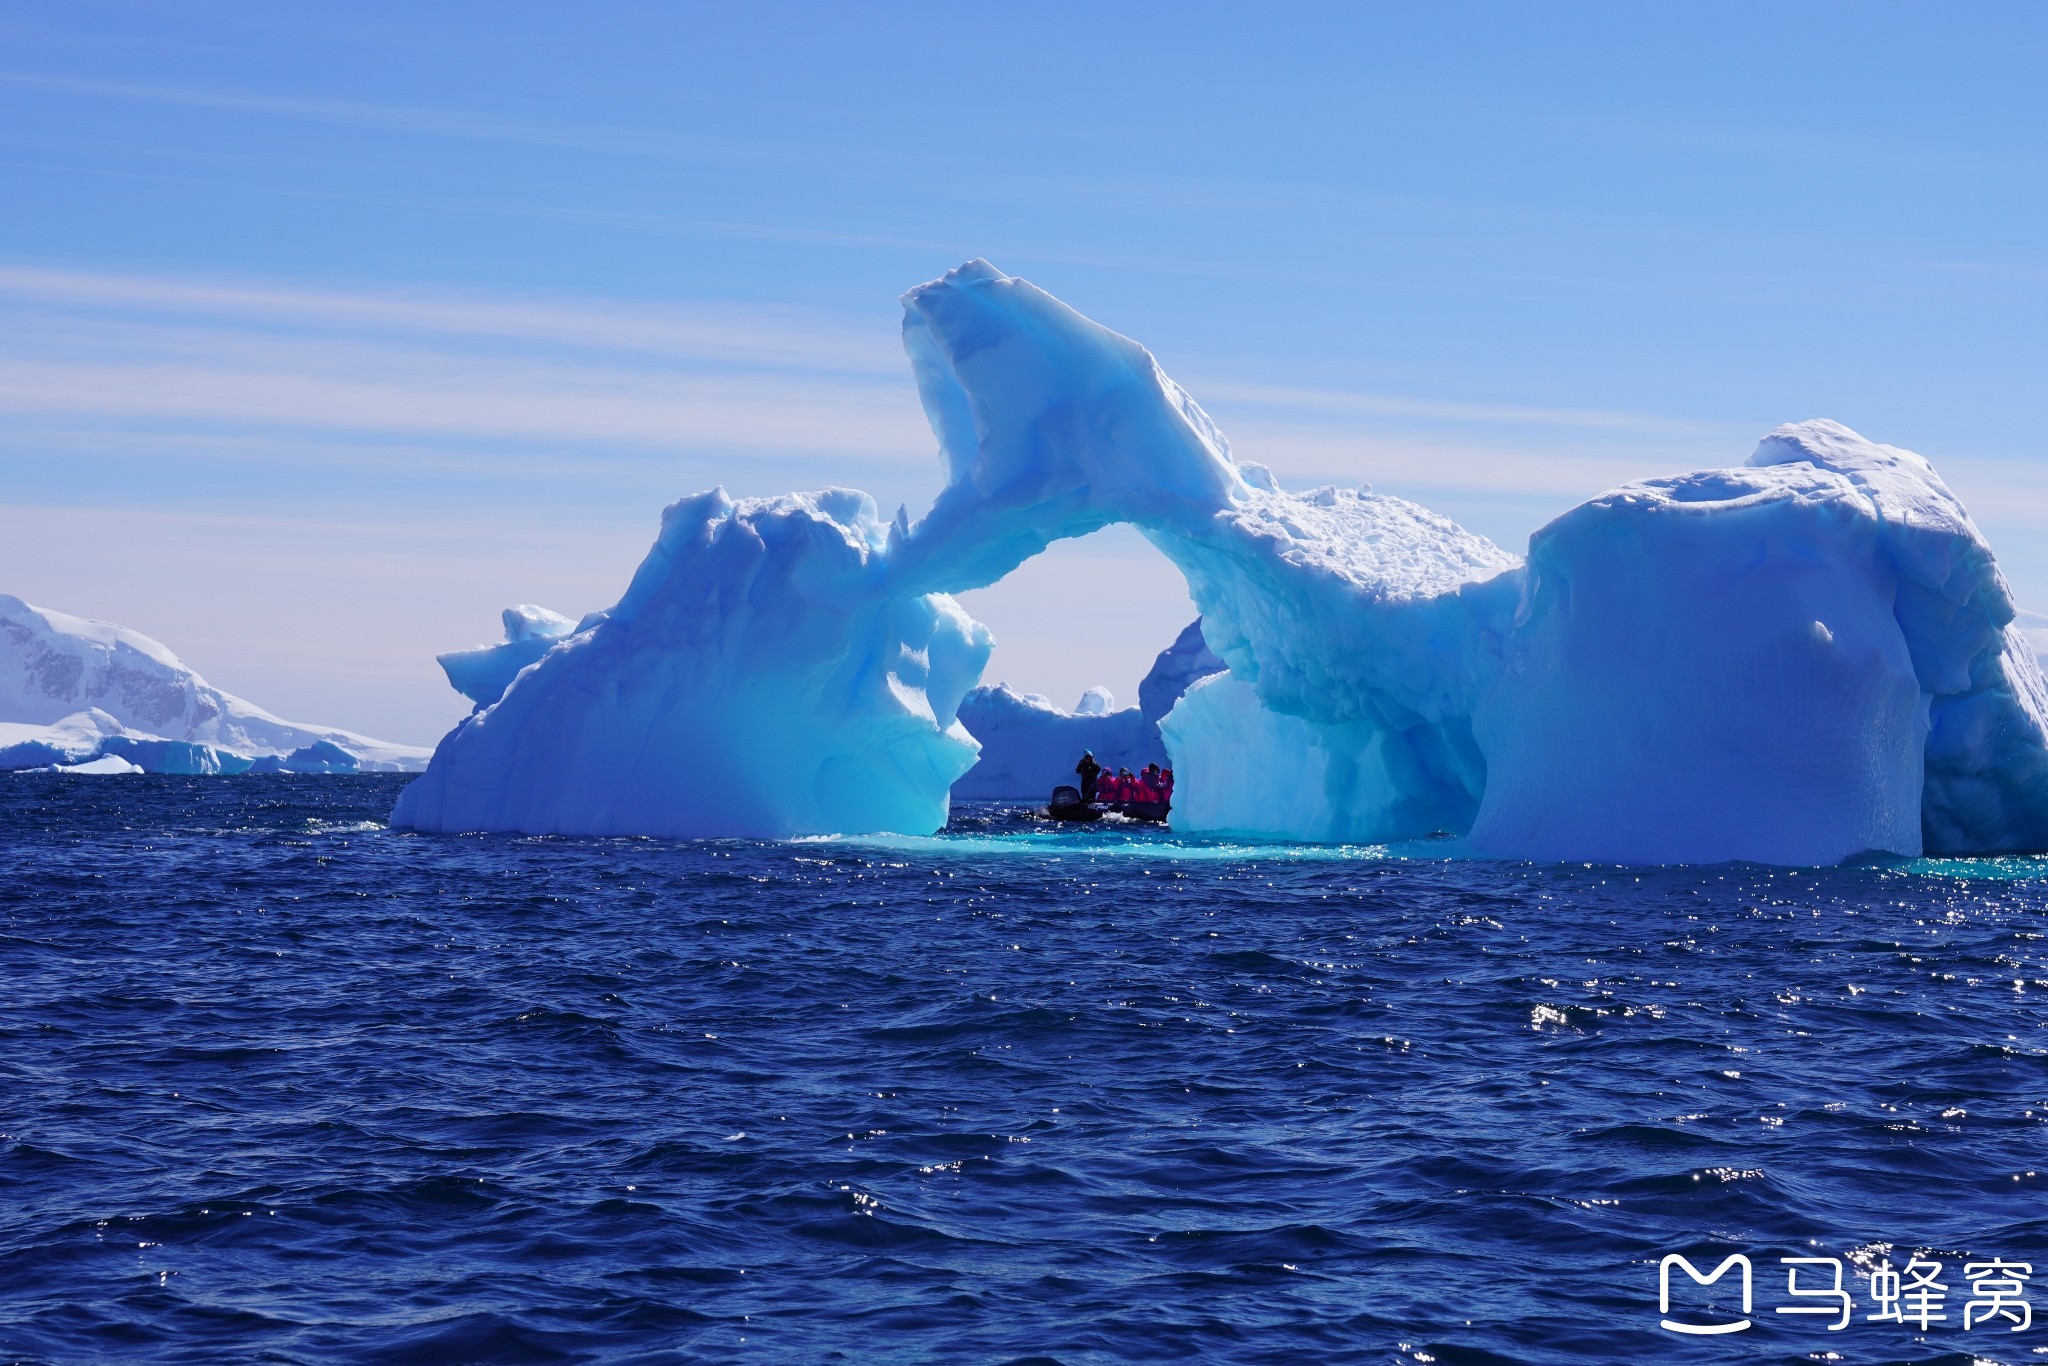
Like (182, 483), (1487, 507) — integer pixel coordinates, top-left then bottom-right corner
(798, 829), (1398, 862)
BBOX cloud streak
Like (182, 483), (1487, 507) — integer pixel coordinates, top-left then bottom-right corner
(0, 72), (777, 164)
(0, 265), (900, 373)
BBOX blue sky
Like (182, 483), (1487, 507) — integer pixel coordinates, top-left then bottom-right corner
(2, 2), (2044, 744)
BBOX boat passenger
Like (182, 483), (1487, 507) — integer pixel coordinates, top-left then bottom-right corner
(1076, 751), (1101, 802)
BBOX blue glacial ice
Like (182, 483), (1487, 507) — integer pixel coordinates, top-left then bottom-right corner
(392, 261), (2048, 864)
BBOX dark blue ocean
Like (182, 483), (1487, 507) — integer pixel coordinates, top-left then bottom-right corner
(4, 775), (2047, 1364)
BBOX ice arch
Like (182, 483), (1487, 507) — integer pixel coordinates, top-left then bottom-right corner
(394, 261), (2048, 863)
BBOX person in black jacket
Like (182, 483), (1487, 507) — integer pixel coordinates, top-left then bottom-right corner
(1075, 751), (1102, 802)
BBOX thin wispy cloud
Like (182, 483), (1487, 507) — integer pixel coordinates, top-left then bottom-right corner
(0, 72), (777, 164)
(0, 353), (923, 455)
(1196, 378), (1741, 439)
(0, 266), (900, 373)
(0, 268), (929, 459)
(0, 151), (1260, 283)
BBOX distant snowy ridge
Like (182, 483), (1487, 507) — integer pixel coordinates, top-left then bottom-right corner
(0, 595), (428, 773)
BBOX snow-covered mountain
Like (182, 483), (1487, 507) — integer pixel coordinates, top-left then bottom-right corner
(0, 594), (428, 773)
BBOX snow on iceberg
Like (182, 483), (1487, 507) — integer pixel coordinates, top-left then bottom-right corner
(0, 595), (428, 773)
(393, 260), (2047, 863)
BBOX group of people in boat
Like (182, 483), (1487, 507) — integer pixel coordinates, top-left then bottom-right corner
(1073, 752), (1173, 807)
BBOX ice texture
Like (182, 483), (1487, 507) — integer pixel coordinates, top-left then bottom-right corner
(393, 261), (2048, 863)
(2022, 611), (2048, 674)
(0, 595), (428, 773)
(1748, 424), (2048, 857)
(1467, 422), (2048, 862)
(438, 605), (580, 709)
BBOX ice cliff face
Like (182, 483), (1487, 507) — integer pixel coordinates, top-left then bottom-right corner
(0, 594), (428, 772)
(392, 260), (2048, 863)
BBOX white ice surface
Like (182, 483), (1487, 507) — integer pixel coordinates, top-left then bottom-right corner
(35, 753), (144, 775)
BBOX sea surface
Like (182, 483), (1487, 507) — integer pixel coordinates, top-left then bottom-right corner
(3, 775), (2047, 1365)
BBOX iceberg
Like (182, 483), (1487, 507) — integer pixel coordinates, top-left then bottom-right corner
(1469, 422), (2048, 862)
(394, 261), (2048, 863)
(393, 489), (992, 837)
(0, 595), (429, 774)
(33, 753), (145, 776)
(438, 604), (581, 710)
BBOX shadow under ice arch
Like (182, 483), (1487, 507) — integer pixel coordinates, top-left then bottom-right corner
(394, 261), (2048, 865)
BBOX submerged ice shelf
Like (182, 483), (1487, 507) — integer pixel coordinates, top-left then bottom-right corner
(393, 261), (2048, 865)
